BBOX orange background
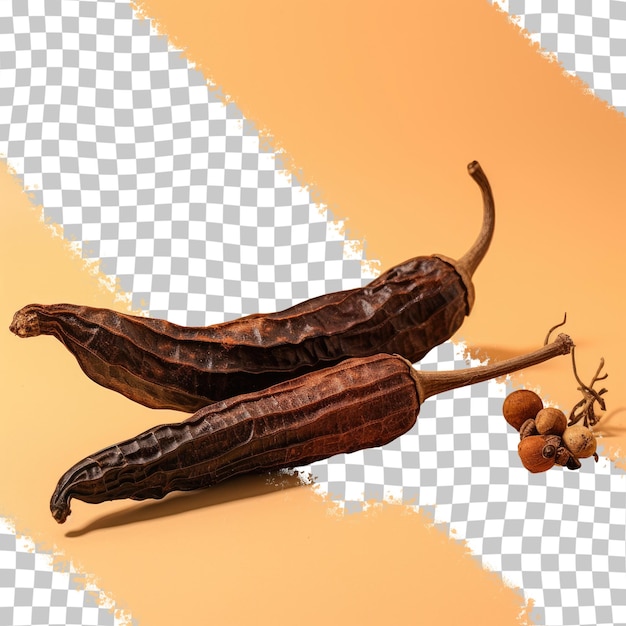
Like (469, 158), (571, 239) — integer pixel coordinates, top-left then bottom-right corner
(2, 1), (626, 624)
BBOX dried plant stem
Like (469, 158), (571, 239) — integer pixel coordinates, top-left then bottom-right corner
(544, 312), (567, 346)
(568, 347), (608, 428)
(415, 333), (574, 403)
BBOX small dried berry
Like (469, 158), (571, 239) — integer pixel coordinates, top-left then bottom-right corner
(535, 407), (568, 436)
(562, 425), (597, 459)
(503, 389), (544, 431)
(518, 434), (558, 473)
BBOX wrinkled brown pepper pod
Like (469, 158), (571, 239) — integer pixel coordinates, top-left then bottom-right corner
(10, 161), (495, 413)
(50, 333), (573, 523)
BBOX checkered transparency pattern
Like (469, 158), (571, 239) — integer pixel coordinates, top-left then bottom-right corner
(303, 343), (626, 626)
(490, 0), (626, 114)
(0, 0), (372, 328)
(1, 2), (626, 626)
(0, 519), (131, 626)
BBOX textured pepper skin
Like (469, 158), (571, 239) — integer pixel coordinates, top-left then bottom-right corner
(50, 354), (420, 523)
(10, 161), (495, 412)
(11, 257), (465, 411)
(49, 334), (574, 523)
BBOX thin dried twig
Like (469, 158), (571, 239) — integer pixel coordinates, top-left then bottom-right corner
(568, 347), (608, 428)
(544, 312), (567, 346)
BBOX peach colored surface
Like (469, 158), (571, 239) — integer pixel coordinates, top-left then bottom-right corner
(0, 160), (524, 626)
(2, 1), (625, 624)
(134, 0), (626, 461)
(2, 162), (532, 624)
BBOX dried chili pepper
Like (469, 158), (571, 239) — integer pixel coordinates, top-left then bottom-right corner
(50, 332), (573, 523)
(10, 161), (495, 412)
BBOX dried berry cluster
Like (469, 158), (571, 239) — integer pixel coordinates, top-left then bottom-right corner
(504, 389), (598, 473)
(503, 317), (607, 474)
